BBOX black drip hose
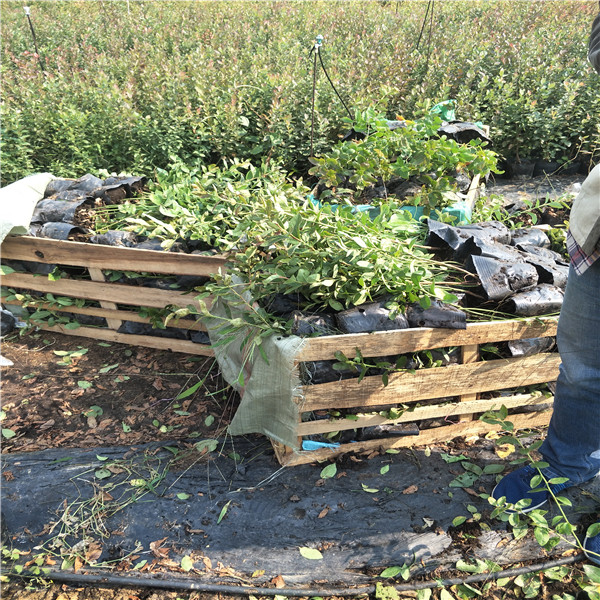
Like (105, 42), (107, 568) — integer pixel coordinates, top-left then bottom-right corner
(317, 50), (354, 121)
(19, 553), (584, 596)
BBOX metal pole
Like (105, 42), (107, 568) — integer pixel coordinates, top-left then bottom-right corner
(23, 6), (45, 74)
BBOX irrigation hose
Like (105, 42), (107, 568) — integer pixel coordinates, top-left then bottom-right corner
(19, 552), (584, 597)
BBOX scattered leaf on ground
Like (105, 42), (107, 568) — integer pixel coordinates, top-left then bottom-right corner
(299, 547), (323, 560)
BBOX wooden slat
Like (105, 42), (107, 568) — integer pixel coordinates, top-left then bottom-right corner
(465, 173), (482, 213)
(1, 235), (227, 276)
(301, 353), (561, 411)
(458, 343), (479, 420)
(2, 300), (206, 331)
(296, 318), (558, 362)
(297, 393), (553, 436)
(279, 411), (552, 466)
(88, 267), (122, 330)
(38, 324), (214, 356)
(1, 272), (211, 311)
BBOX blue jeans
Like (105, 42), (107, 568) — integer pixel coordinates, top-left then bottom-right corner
(540, 260), (600, 484)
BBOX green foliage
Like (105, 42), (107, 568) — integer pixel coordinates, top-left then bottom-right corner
(309, 111), (499, 212)
(1, 1), (598, 184)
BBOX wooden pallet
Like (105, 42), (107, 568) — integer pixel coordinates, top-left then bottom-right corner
(273, 316), (559, 465)
(1, 235), (227, 355)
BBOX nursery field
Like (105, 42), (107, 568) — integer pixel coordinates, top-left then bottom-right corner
(2, 1), (600, 599)
(1, 0), (599, 184)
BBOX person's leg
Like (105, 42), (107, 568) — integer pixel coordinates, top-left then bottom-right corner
(540, 259), (600, 484)
(492, 260), (600, 511)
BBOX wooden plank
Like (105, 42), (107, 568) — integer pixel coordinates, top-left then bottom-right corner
(296, 318), (558, 361)
(88, 267), (122, 330)
(1, 236), (227, 276)
(458, 343), (479, 420)
(465, 173), (481, 213)
(38, 324), (214, 356)
(278, 411), (553, 466)
(1, 272), (211, 311)
(2, 300), (207, 331)
(297, 393), (553, 436)
(301, 353), (561, 411)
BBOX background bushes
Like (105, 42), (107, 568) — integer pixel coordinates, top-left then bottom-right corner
(1, 0), (598, 185)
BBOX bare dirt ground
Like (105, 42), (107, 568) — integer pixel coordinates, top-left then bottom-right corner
(1, 330), (237, 454)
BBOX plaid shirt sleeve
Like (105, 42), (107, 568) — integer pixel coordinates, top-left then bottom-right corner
(567, 229), (600, 275)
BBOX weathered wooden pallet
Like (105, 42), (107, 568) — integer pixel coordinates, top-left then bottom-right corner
(273, 316), (559, 465)
(2, 235), (558, 465)
(0, 235), (227, 355)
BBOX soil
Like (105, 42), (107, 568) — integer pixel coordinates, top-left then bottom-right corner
(1, 330), (237, 455)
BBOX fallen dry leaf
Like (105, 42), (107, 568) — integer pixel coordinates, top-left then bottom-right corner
(73, 556), (83, 573)
(39, 419), (55, 430)
(149, 537), (169, 558)
(271, 574), (286, 588)
(317, 506), (329, 519)
(85, 541), (103, 564)
(495, 443), (515, 459)
(402, 484), (418, 495)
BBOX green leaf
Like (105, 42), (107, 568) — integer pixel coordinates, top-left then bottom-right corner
(482, 464), (505, 474)
(452, 516), (467, 527)
(99, 363), (119, 373)
(78, 380), (93, 389)
(96, 455), (109, 461)
(361, 483), (379, 493)
(440, 453), (468, 463)
(2, 428), (16, 439)
(587, 523), (600, 538)
(534, 526), (550, 547)
(379, 565), (404, 578)
(217, 500), (232, 524)
(375, 582), (400, 600)
(176, 380), (202, 400)
(177, 493), (191, 500)
(583, 564), (600, 584)
(380, 465), (390, 475)
(299, 547), (323, 560)
(180, 555), (194, 572)
(133, 559), (148, 571)
(95, 468), (111, 480)
(122, 422), (131, 433)
(205, 415), (215, 427)
(320, 463), (337, 479)
(195, 439), (218, 453)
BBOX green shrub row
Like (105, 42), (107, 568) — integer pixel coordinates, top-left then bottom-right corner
(1, 0), (598, 184)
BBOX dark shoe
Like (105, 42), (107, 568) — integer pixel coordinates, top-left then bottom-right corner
(491, 464), (572, 513)
(584, 524), (600, 566)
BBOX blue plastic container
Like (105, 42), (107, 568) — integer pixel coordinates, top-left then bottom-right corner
(308, 195), (472, 224)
